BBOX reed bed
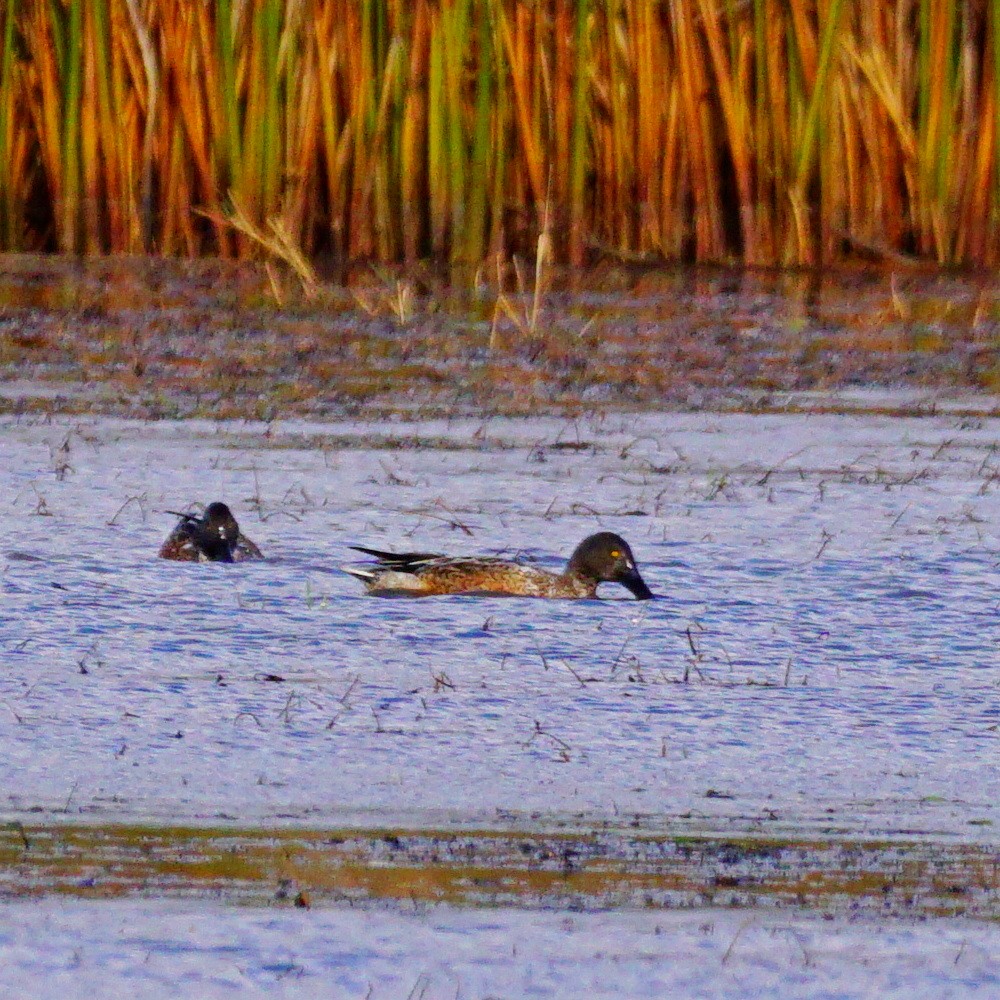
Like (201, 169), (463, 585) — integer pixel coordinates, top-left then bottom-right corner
(1, 0), (998, 267)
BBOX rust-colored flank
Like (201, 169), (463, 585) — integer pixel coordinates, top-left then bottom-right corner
(343, 532), (653, 600)
(158, 501), (263, 563)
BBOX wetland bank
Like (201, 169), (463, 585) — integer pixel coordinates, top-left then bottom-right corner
(1, 258), (1000, 995)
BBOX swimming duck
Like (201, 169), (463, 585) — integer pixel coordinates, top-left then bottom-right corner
(343, 531), (653, 599)
(158, 502), (263, 563)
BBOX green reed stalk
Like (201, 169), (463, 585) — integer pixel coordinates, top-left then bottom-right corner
(427, 13), (445, 257)
(398, 1), (425, 261)
(0, 0), (18, 247)
(464, 1), (494, 264)
(936, 4), (954, 258)
(60, 0), (82, 251)
(259, 0), (281, 215)
(787, 0), (844, 263)
(752, 0), (772, 259)
(2, 0), (1000, 266)
(87, 0), (118, 250)
(369, 36), (405, 258)
(313, 2), (344, 256)
(443, 0), (470, 264)
(916, 0), (931, 242)
(916, 0), (937, 255)
(605, 0), (631, 251)
(349, 0), (376, 256)
(792, 0), (844, 185)
(370, 0), (397, 258)
(487, 0), (508, 258)
(79, 3), (98, 252)
(216, 0), (242, 193)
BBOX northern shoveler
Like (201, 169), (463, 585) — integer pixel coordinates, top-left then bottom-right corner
(158, 502), (263, 563)
(342, 531), (653, 599)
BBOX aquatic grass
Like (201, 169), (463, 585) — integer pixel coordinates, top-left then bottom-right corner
(490, 242), (550, 347)
(199, 194), (320, 297)
(4, 0), (1000, 266)
(351, 272), (416, 323)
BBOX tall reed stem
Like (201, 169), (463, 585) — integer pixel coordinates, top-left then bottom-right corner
(2, 0), (998, 267)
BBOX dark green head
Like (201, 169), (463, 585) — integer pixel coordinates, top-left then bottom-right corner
(567, 532), (654, 600)
(204, 502), (239, 538)
(200, 502), (240, 561)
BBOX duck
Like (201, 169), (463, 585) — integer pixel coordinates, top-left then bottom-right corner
(342, 531), (653, 599)
(158, 502), (263, 563)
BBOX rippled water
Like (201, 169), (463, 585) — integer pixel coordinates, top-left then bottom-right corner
(2, 900), (999, 1000)
(1, 406), (998, 837)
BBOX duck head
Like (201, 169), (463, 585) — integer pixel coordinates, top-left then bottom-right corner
(567, 532), (654, 600)
(199, 502), (240, 561)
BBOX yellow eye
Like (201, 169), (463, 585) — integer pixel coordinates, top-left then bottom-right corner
(610, 550), (621, 558)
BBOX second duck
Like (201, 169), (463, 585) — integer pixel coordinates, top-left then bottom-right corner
(158, 502), (263, 563)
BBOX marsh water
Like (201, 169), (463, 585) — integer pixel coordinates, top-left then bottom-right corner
(2, 407), (999, 840)
(1, 258), (1000, 995)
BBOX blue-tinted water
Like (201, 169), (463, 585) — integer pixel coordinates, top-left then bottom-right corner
(0, 408), (998, 838)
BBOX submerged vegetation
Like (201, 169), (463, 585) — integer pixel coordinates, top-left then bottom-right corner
(1, 0), (999, 267)
(3, 823), (999, 916)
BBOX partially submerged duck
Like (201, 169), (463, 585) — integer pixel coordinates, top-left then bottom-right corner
(158, 502), (263, 563)
(343, 531), (653, 599)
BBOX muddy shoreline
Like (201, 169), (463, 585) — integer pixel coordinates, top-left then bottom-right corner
(2, 256), (998, 421)
(3, 822), (997, 919)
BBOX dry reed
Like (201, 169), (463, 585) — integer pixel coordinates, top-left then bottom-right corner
(0, 0), (998, 267)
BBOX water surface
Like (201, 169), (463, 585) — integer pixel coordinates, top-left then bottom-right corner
(1, 408), (997, 840)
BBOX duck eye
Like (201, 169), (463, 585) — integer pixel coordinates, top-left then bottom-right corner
(610, 550), (621, 558)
